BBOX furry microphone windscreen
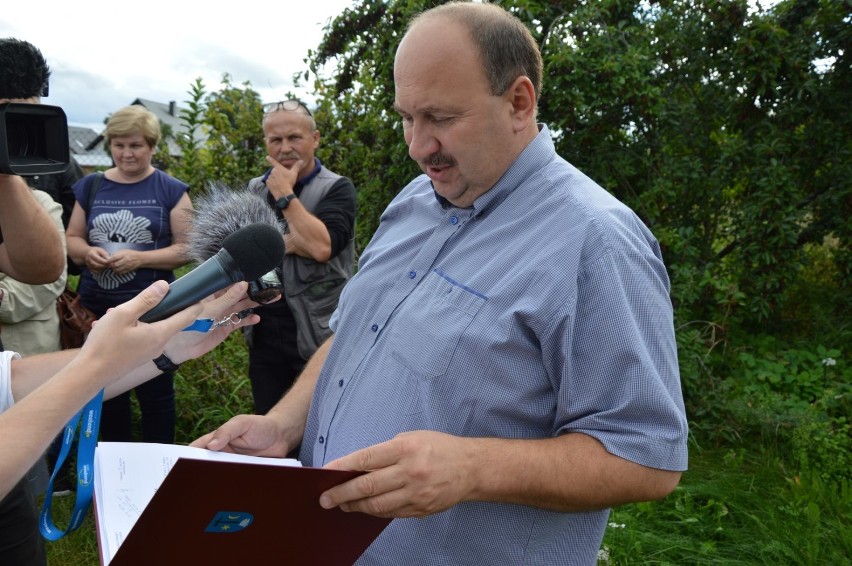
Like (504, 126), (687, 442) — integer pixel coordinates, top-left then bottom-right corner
(186, 182), (285, 264)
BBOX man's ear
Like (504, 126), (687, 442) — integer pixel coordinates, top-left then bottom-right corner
(506, 76), (537, 133)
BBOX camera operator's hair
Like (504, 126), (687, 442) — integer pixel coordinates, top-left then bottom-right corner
(0, 38), (51, 100)
(104, 105), (161, 149)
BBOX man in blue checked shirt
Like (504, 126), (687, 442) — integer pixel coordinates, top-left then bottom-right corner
(194, 2), (689, 564)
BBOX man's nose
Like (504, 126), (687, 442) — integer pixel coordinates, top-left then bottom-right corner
(406, 123), (439, 162)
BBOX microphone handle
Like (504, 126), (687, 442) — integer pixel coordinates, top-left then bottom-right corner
(139, 251), (242, 323)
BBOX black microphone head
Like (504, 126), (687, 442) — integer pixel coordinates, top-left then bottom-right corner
(187, 182), (285, 262)
(221, 223), (285, 281)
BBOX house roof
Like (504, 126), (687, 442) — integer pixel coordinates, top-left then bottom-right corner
(72, 99), (194, 163)
(130, 98), (184, 156)
(68, 125), (112, 167)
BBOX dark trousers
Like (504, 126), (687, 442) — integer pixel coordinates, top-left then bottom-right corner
(248, 311), (306, 416)
(0, 479), (46, 565)
(100, 372), (175, 443)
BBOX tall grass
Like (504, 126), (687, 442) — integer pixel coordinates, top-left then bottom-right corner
(599, 445), (851, 564)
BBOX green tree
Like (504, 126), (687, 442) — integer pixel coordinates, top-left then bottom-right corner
(167, 75), (266, 193)
(536, 0), (851, 329)
(302, 0), (422, 253)
(201, 74), (266, 190)
(303, 0), (850, 330)
(172, 77), (209, 193)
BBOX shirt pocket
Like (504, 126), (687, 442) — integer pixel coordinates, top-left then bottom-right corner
(389, 269), (486, 379)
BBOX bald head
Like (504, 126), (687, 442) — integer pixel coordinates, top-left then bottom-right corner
(401, 2), (543, 101)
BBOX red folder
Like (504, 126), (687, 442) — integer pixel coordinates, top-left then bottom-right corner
(97, 458), (390, 565)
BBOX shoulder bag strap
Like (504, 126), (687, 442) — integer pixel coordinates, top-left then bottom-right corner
(85, 172), (104, 216)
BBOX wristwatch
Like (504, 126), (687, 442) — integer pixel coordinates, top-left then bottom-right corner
(152, 352), (181, 373)
(275, 193), (298, 210)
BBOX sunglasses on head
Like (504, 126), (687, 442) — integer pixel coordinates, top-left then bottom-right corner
(262, 100), (312, 116)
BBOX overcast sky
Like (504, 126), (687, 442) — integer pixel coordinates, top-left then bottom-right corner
(1, 0), (354, 131)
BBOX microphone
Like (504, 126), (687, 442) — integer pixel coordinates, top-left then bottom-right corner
(186, 182), (284, 263)
(186, 183), (286, 304)
(139, 222), (284, 323)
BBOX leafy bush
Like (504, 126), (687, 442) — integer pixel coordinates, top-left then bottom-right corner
(173, 331), (254, 444)
(694, 336), (852, 486)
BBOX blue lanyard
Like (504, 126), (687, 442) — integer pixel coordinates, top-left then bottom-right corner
(39, 388), (104, 540)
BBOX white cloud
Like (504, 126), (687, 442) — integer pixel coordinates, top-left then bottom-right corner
(0, 0), (353, 131)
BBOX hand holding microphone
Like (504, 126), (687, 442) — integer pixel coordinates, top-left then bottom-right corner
(139, 223), (284, 323)
(160, 281), (262, 365)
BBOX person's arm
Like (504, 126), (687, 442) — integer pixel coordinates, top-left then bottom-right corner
(0, 281), (195, 497)
(318, 430), (682, 518)
(0, 281), (260, 498)
(264, 156), (332, 262)
(310, 177), (356, 258)
(107, 192), (194, 274)
(0, 174), (64, 283)
(0, 192), (66, 322)
(9, 281), (259, 402)
(191, 335), (333, 456)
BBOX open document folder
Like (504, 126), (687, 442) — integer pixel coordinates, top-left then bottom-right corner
(93, 442), (391, 565)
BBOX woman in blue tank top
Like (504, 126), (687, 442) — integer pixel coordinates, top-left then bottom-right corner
(66, 105), (194, 445)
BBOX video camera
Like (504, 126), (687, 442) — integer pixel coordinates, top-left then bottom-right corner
(0, 102), (69, 176)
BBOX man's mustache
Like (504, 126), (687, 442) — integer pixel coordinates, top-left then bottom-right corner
(422, 154), (454, 168)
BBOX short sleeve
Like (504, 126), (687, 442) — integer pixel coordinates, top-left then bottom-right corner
(0, 351), (22, 413)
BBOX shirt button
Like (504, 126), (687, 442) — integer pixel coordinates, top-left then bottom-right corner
(408, 270), (416, 279)
(371, 324), (378, 332)
(318, 436), (325, 444)
(338, 379), (344, 387)
(450, 216), (459, 225)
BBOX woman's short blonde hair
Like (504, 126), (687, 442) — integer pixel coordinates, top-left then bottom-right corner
(104, 105), (161, 148)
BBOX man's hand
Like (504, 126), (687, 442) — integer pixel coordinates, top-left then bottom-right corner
(319, 431), (476, 518)
(192, 333), (330, 464)
(190, 414), (292, 458)
(323, 432), (684, 518)
(262, 155), (333, 261)
(264, 155), (302, 200)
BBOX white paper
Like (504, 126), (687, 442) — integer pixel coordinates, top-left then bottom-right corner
(93, 442), (300, 565)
